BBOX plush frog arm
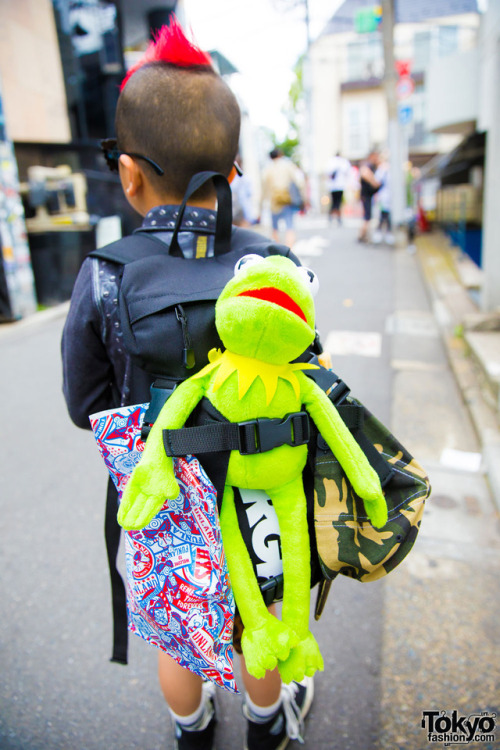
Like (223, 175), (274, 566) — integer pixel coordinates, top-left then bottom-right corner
(298, 372), (388, 528)
(118, 374), (209, 530)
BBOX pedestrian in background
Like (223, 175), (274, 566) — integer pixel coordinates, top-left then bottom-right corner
(261, 148), (305, 248)
(373, 158), (394, 245)
(231, 154), (258, 228)
(358, 150), (381, 243)
(326, 151), (351, 225)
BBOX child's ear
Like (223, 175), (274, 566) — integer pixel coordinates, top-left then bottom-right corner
(118, 154), (143, 198)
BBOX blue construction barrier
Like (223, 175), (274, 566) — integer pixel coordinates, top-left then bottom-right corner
(444, 225), (482, 268)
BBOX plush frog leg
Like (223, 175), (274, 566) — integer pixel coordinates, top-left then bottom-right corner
(267, 477), (324, 683)
(118, 376), (208, 530)
(299, 373), (388, 528)
(219, 485), (298, 679)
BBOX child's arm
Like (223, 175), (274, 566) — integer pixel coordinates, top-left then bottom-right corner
(62, 259), (116, 428)
(118, 375), (208, 530)
(299, 373), (387, 528)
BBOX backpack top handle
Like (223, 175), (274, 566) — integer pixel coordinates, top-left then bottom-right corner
(168, 171), (233, 257)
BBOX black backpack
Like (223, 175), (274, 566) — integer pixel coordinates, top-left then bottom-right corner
(91, 172), (302, 436)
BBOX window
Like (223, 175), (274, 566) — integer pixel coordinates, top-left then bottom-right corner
(346, 38), (383, 81)
(345, 101), (371, 158)
(413, 31), (431, 71)
(438, 25), (458, 58)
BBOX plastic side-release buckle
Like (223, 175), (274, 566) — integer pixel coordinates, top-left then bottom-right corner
(140, 381), (176, 441)
(237, 412), (310, 455)
(260, 574), (284, 606)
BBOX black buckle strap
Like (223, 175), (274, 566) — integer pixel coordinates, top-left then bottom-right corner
(141, 379), (177, 441)
(326, 377), (350, 405)
(303, 355), (350, 406)
(237, 412), (310, 455)
(163, 411), (310, 457)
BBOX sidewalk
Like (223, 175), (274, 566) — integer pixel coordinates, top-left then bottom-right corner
(415, 231), (500, 509)
(375, 229), (500, 750)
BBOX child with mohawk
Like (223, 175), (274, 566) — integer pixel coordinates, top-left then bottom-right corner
(62, 19), (315, 750)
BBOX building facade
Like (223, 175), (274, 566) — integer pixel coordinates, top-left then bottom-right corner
(305, 0), (480, 206)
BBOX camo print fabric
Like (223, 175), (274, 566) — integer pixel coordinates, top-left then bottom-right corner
(314, 398), (429, 582)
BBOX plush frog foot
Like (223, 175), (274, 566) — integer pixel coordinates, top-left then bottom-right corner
(241, 615), (299, 679)
(118, 464), (180, 530)
(277, 631), (324, 684)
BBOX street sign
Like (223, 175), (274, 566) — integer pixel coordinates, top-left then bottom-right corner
(354, 5), (383, 33)
(396, 75), (415, 100)
(399, 105), (413, 124)
(395, 60), (412, 77)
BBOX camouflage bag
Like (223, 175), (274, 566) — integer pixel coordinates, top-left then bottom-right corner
(309, 366), (430, 618)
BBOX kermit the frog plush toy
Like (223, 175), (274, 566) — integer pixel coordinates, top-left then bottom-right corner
(118, 254), (387, 683)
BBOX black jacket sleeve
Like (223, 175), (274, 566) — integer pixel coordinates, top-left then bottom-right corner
(61, 258), (116, 429)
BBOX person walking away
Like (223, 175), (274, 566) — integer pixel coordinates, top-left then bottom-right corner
(326, 152), (351, 225)
(358, 151), (381, 243)
(61, 20), (313, 750)
(231, 154), (258, 228)
(261, 148), (304, 248)
(373, 159), (393, 245)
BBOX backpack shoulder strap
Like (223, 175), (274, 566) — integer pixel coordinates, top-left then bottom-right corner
(88, 232), (169, 265)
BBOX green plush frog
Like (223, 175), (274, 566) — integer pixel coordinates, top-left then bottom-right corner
(118, 254), (387, 683)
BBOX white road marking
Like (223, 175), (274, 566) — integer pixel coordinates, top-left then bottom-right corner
(440, 448), (482, 473)
(292, 235), (329, 258)
(324, 330), (382, 357)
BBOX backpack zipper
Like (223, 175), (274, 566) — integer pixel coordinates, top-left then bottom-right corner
(175, 304), (196, 369)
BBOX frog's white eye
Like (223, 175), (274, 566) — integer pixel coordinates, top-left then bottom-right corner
(297, 266), (319, 297)
(234, 254), (265, 275)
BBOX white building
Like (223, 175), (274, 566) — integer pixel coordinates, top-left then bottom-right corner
(305, 0), (481, 208)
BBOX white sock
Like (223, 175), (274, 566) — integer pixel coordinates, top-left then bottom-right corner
(245, 692), (282, 721)
(170, 696), (206, 729)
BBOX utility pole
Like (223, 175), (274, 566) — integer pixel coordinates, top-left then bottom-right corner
(273, 0), (316, 205)
(304, 0), (311, 47)
(480, 2), (500, 312)
(381, 0), (406, 240)
(302, 0), (317, 206)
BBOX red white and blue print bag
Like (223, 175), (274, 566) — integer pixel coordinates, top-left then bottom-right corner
(89, 403), (237, 692)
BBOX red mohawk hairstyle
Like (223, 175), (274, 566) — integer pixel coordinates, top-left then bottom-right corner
(120, 17), (213, 91)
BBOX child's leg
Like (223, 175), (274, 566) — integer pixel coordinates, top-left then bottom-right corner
(238, 603), (281, 708)
(284, 206), (296, 248)
(271, 211), (281, 243)
(159, 651), (217, 747)
(239, 656), (282, 708)
(158, 650), (203, 716)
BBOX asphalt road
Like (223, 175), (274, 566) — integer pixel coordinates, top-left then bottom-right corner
(1, 215), (498, 750)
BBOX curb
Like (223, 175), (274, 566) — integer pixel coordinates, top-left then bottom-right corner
(0, 302), (70, 339)
(415, 233), (500, 512)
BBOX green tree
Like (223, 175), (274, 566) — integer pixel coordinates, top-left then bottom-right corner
(272, 55), (305, 164)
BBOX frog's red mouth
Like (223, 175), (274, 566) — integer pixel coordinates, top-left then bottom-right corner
(238, 287), (307, 323)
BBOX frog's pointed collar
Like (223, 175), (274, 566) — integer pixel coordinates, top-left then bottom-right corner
(193, 349), (319, 405)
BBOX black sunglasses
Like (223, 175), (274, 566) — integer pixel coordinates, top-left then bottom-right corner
(100, 138), (165, 176)
(101, 138), (243, 181)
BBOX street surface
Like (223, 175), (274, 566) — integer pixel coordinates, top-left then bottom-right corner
(1, 214), (499, 750)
